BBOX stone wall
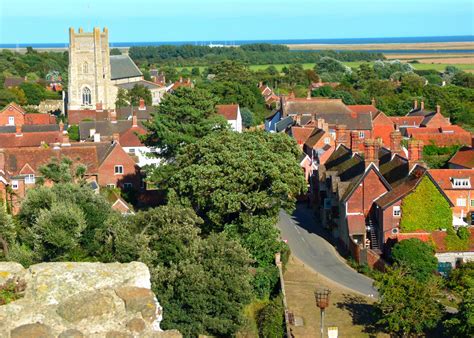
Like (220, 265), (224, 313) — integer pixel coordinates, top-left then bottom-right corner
(0, 261), (181, 338)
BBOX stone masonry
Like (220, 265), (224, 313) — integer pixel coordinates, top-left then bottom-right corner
(0, 261), (181, 338)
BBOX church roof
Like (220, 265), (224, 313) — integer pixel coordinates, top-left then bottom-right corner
(110, 55), (142, 80)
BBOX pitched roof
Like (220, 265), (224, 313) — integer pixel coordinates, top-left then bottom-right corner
(448, 147), (474, 169)
(347, 105), (378, 114)
(430, 228), (474, 253)
(407, 107), (436, 117)
(291, 126), (315, 145)
(119, 126), (147, 147)
(407, 126), (472, 147)
(116, 106), (154, 121)
(24, 113), (56, 125)
(378, 150), (410, 186)
(110, 55), (142, 80)
(216, 104), (239, 121)
(428, 169), (474, 190)
(304, 128), (326, 149)
(341, 163), (392, 202)
(22, 124), (60, 132)
(284, 98), (353, 115)
(389, 116), (424, 127)
(115, 79), (162, 90)
(79, 120), (145, 140)
(275, 116), (294, 132)
(325, 145), (365, 183)
(0, 131), (63, 148)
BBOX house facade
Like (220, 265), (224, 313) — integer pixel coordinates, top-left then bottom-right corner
(216, 104), (243, 132)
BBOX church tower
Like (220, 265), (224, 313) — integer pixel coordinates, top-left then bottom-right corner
(68, 27), (114, 111)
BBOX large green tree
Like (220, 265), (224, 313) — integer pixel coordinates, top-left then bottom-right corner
(142, 87), (228, 160)
(375, 267), (444, 336)
(391, 238), (438, 282)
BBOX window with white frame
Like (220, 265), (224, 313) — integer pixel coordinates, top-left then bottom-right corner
(114, 165), (124, 174)
(393, 206), (401, 217)
(359, 131), (365, 139)
(11, 180), (18, 190)
(457, 198), (467, 207)
(106, 184), (116, 189)
(24, 174), (35, 184)
(8, 116), (14, 125)
(324, 137), (330, 145)
(124, 183), (133, 189)
(128, 148), (135, 154)
(452, 178), (471, 188)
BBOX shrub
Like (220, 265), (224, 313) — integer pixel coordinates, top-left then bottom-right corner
(400, 176), (452, 232)
(391, 238), (438, 282)
(257, 295), (285, 338)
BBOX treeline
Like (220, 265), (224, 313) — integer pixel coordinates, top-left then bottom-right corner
(128, 43), (385, 66)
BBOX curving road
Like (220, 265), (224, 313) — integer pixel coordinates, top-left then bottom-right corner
(278, 204), (378, 298)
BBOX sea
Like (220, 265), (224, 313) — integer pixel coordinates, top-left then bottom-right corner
(1, 35), (473, 53)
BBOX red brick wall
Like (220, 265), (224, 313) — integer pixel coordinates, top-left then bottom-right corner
(98, 144), (140, 188)
(347, 169), (389, 216)
(381, 201), (402, 243)
(423, 113), (450, 128)
(366, 248), (387, 271)
(0, 106), (25, 126)
(68, 110), (98, 125)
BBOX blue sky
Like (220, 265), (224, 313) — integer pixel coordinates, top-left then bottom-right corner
(0, 0), (473, 43)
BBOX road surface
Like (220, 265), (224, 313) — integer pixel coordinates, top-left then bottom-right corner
(278, 204), (378, 298)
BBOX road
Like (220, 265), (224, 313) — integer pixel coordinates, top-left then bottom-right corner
(277, 204), (378, 298)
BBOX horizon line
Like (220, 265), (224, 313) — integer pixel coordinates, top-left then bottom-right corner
(1, 34), (473, 46)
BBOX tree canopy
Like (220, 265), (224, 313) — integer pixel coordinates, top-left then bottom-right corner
(391, 238), (438, 282)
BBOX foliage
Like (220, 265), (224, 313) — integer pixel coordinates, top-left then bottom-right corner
(110, 48), (122, 55)
(400, 175), (452, 232)
(142, 86), (227, 160)
(447, 261), (474, 294)
(19, 82), (59, 105)
(391, 238), (438, 282)
(0, 278), (26, 305)
(240, 107), (254, 128)
(445, 227), (470, 252)
(257, 295), (285, 338)
(67, 125), (80, 141)
(423, 144), (462, 169)
(128, 84), (152, 106)
(452, 72), (474, 88)
(444, 287), (474, 337)
(374, 267), (444, 336)
(37, 156), (86, 185)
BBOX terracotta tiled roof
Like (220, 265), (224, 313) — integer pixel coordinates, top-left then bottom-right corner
(449, 147), (474, 169)
(304, 128), (326, 149)
(407, 126), (472, 147)
(216, 104), (239, 121)
(24, 114), (56, 125)
(428, 169), (474, 190)
(119, 126), (147, 147)
(291, 126), (315, 145)
(0, 131), (63, 148)
(390, 116), (424, 127)
(431, 228), (474, 253)
(347, 105), (378, 114)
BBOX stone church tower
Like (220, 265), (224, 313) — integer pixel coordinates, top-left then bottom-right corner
(68, 27), (115, 111)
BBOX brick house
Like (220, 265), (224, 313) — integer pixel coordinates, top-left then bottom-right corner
(448, 147), (474, 169)
(406, 125), (472, 147)
(429, 169), (474, 226)
(371, 111), (395, 147)
(216, 104), (243, 133)
(0, 102), (56, 127)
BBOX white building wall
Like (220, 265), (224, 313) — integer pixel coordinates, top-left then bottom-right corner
(436, 251), (474, 267)
(123, 146), (161, 167)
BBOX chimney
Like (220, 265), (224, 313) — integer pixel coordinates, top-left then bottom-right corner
(15, 125), (22, 137)
(335, 124), (348, 148)
(109, 110), (117, 123)
(132, 114), (138, 127)
(436, 105), (441, 115)
(61, 133), (70, 147)
(408, 140), (424, 170)
(89, 128), (96, 138)
(363, 139), (379, 168)
(420, 101), (424, 110)
(317, 118), (324, 130)
(294, 114), (301, 126)
(112, 133), (120, 143)
(390, 130), (402, 154)
(93, 133), (101, 143)
(322, 122), (329, 133)
(138, 98), (146, 111)
(350, 131), (361, 153)
(0, 149), (5, 172)
(59, 121), (64, 132)
(371, 97), (376, 106)
(413, 99), (418, 110)
(307, 89), (312, 99)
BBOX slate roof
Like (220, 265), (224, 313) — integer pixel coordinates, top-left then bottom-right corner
(0, 126), (16, 133)
(116, 106), (154, 121)
(448, 147), (474, 169)
(378, 149), (409, 186)
(407, 107), (436, 117)
(304, 128), (326, 149)
(115, 80), (161, 90)
(110, 55), (142, 80)
(275, 116), (294, 132)
(325, 145), (364, 183)
(22, 124), (60, 132)
(313, 112), (372, 130)
(79, 120), (145, 140)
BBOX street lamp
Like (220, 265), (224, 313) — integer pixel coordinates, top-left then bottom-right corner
(315, 288), (331, 338)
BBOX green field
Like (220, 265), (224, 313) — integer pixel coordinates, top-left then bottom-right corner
(176, 61), (474, 73)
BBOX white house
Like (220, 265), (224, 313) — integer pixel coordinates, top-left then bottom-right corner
(216, 104), (243, 132)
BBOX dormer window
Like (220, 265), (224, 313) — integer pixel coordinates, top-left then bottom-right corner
(25, 174), (35, 184)
(452, 178), (471, 188)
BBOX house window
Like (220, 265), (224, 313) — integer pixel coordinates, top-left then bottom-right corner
(393, 206), (401, 217)
(324, 137), (330, 145)
(128, 148), (135, 154)
(8, 116), (14, 125)
(457, 198), (467, 207)
(82, 87), (92, 105)
(471, 199), (474, 207)
(11, 180), (18, 190)
(124, 183), (133, 189)
(107, 184), (116, 189)
(359, 131), (365, 139)
(452, 178), (471, 188)
(24, 174), (35, 184)
(114, 165), (124, 174)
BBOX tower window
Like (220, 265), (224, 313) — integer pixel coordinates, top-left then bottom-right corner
(82, 87), (92, 105)
(83, 62), (88, 74)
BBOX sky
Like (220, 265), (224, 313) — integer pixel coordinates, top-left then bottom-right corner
(0, 0), (473, 44)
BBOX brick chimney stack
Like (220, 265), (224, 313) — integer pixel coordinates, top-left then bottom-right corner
(317, 118), (324, 130)
(132, 113), (138, 128)
(413, 99), (418, 110)
(15, 125), (22, 137)
(307, 90), (312, 99)
(420, 101), (424, 110)
(294, 114), (301, 126)
(109, 110), (117, 123)
(61, 133), (70, 146)
(436, 104), (441, 115)
(139, 98), (146, 111)
(335, 124), (348, 148)
(364, 139), (379, 168)
(112, 133), (120, 143)
(408, 139), (424, 170)
(390, 130), (402, 154)
(350, 131), (361, 153)
(371, 97), (376, 106)
(59, 121), (64, 132)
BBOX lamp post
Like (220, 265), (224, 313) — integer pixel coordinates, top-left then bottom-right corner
(315, 288), (331, 338)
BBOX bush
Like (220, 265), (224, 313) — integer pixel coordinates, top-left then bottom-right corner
(257, 295), (285, 338)
(391, 238), (438, 282)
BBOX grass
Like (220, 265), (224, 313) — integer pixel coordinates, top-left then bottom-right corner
(176, 61), (474, 74)
(283, 255), (386, 337)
